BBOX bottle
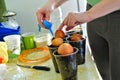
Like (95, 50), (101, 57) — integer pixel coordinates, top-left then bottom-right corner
(0, 11), (21, 41)
(2, 10), (19, 30)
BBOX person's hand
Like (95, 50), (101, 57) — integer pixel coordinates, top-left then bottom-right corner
(36, 4), (54, 28)
(58, 12), (91, 31)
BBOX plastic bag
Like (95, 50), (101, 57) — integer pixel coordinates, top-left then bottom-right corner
(0, 42), (8, 63)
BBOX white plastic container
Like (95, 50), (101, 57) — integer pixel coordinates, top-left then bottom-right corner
(3, 35), (21, 55)
(34, 33), (52, 48)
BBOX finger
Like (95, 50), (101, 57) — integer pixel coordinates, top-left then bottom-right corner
(36, 11), (44, 27)
(66, 26), (74, 31)
(37, 14), (48, 29)
(45, 13), (50, 21)
(65, 15), (74, 27)
(38, 19), (46, 29)
(58, 22), (65, 30)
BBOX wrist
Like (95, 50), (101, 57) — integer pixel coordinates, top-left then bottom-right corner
(85, 11), (94, 22)
(85, 11), (95, 22)
(43, 0), (56, 11)
(77, 12), (93, 23)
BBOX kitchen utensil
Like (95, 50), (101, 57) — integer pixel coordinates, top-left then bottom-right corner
(17, 64), (50, 71)
(38, 24), (41, 32)
(43, 20), (54, 36)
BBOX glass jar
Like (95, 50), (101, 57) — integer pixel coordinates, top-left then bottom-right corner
(0, 63), (26, 80)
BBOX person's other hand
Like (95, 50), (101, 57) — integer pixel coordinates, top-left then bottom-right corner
(36, 5), (54, 28)
(58, 12), (91, 31)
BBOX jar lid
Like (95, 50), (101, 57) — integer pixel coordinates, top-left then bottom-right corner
(18, 47), (51, 64)
(2, 10), (16, 17)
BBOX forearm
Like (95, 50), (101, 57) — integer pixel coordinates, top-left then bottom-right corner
(44, 0), (68, 9)
(87, 0), (120, 21)
(54, 0), (68, 8)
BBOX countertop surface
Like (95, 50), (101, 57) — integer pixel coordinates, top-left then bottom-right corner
(15, 46), (102, 80)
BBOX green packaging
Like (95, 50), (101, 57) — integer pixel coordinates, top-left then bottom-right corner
(0, 0), (7, 22)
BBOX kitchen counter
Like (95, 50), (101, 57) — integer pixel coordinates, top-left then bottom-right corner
(15, 46), (102, 80)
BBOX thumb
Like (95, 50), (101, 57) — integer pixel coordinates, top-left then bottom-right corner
(58, 22), (64, 30)
(45, 13), (50, 21)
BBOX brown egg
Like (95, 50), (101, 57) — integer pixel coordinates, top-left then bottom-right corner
(58, 43), (73, 55)
(55, 30), (65, 38)
(70, 33), (82, 41)
(52, 38), (63, 47)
